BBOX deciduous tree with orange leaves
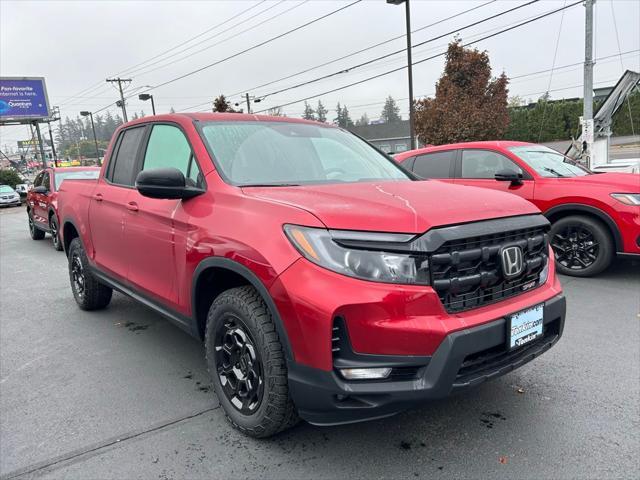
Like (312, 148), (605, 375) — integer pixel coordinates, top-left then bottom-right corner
(414, 40), (509, 145)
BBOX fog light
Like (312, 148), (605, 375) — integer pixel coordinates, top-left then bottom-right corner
(339, 367), (392, 380)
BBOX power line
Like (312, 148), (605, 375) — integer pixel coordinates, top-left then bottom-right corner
(91, 0), (363, 115)
(538, 0), (567, 142)
(114, 0), (269, 77)
(56, 1), (270, 108)
(254, 0), (583, 114)
(123, 0), (295, 78)
(224, 0), (498, 99)
(255, 0), (540, 101)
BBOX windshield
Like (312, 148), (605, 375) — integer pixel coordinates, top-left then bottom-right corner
(54, 170), (99, 190)
(0, 185), (15, 193)
(509, 145), (590, 177)
(199, 121), (411, 186)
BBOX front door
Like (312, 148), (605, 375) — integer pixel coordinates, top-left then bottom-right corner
(125, 123), (204, 311)
(455, 149), (534, 200)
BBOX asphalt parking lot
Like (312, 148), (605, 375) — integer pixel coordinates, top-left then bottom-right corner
(1, 205), (638, 480)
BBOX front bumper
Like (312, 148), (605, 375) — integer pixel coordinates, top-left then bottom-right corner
(289, 293), (565, 425)
(0, 198), (21, 207)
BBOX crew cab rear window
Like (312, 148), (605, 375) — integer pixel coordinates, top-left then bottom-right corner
(412, 151), (456, 178)
(108, 127), (145, 186)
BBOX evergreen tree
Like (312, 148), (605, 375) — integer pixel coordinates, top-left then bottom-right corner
(380, 96), (401, 123)
(169, 107), (176, 113)
(302, 102), (316, 120)
(316, 100), (328, 123)
(213, 95), (235, 113)
(355, 113), (370, 126)
(333, 103), (354, 128)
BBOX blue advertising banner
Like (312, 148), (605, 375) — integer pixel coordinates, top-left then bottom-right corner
(0, 77), (51, 121)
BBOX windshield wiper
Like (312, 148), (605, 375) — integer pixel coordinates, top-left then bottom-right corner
(543, 167), (567, 178)
(239, 183), (301, 187)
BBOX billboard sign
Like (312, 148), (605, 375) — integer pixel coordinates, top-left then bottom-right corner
(0, 77), (51, 121)
(18, 139), (52, 149)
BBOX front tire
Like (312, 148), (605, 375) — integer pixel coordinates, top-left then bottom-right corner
(68, 238), (113, 310)
(550, 215), (614, 277)
(50, 215), (63, 251)
(28, 211), (45, 240)
(205, 286), (298, 438)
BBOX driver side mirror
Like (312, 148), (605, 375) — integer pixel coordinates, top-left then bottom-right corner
(33, 185), (48, 194)
(495, 169), (523, 185)
(135, 167), (205, 200)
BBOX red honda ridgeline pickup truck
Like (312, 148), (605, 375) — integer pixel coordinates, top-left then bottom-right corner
(57, 114), (565, 437)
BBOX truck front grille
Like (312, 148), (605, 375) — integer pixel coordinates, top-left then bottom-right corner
(429, 225), (549, 313)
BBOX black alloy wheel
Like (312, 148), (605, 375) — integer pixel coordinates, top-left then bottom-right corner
(71, 252), (86, 301)
(28, 212), (45, 240)
(214, 315), (264, 415)
(50, 216), (63, 251)
(549, 215), (614, 277)
(551, 224), (600, 270)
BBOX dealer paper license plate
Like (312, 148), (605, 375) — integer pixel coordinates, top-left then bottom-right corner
(508, 304), (543, 350)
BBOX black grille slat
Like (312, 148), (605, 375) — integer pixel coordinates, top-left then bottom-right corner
(430, 226), (548, 313)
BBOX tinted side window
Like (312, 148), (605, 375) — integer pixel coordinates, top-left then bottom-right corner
(413, 151), (455, 178)
(461, 150), (522, 179)
(142, 124), (202, 186)
(33, 172), (44, 187)
(41, 172), (51, 191)
(110, 127), (145, 186)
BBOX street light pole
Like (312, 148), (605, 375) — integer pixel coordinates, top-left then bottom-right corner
(138, 93), (156, 115)
(80, 111), (101, 166)
(583, 0), (595, 168)
(387, 0), (416, 150)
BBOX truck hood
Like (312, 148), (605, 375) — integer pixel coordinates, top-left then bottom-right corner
(553, 173), (640, 191)
(242, 180), (539, 233)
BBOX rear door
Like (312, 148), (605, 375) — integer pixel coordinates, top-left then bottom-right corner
(410, 150), (457, 184)
(89, 125), (146, 281)
(125, 123), (204, 311)
(455, 149), (534, 200)
(32, 170), (52, 225)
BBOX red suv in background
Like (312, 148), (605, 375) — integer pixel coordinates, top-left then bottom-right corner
(396, 141), (640, 277)
(27, 167), (100, 250)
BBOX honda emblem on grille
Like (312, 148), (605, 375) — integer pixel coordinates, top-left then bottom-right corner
(500, 245), (524, 279)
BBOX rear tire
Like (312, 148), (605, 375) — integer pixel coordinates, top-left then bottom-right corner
(50, 215), (63, 251)
(550, 215), (614, 277)
(205, 286), (299, 438)
(68, 237), (113, 310)
(28, 211), (45, 240)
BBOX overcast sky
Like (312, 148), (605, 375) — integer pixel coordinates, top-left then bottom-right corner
(1, 0), (639, 148)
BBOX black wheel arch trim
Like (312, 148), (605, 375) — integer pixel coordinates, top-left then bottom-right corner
(61, 217), (82, 256)
(544, 204), (622, 252)
(192, 257), (294, 362)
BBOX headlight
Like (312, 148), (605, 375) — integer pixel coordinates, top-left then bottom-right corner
(611, 193), (640, 206)
(284, 225), (430, 285)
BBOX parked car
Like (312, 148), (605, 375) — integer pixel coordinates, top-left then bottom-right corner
(57, 114), (565, 437)
(27, 167), (100, 250)
(14, 183), (30, 202)
(0, 185), (22, 207)
(396, 141), (640, 277)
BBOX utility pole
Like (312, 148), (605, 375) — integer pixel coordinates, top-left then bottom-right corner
(34, 121), (47, 168)
(387, 0), (416, 150)
(47, 120), (58, 167)
(583, 0), (595, 168)
(245, 93), (251, 114)
(106, 78), (132, 122)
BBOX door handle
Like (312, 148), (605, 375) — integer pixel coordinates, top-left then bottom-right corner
(93, 193), (103, 202)
(126, 202), (139, 212)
